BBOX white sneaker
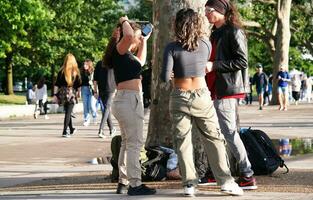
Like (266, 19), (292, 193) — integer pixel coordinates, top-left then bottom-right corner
(83, 120), (90, 126)
(98, 130), (110, 139)
(34, 111), (39, 119)
(183, 185), (195, 197)
(110, 127), (117, 137)
(44, 115), (49, 120)
(221, 182), (244, 196)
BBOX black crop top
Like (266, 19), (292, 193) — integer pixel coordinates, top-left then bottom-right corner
(160, 39), (211, 82)
(112, 47), (142, 84)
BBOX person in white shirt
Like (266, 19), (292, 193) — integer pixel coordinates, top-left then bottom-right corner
(34, 77), (49, 119)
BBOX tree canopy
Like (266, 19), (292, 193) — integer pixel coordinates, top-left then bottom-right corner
(0, 0), (123, 94)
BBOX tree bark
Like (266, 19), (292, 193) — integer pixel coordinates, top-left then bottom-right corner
(51, 65), (56, 97)
(5, 52), (14, 95)
(146, 0), (208, 147)
(244, 1), (292, 105)
(271, 0), (292, 105)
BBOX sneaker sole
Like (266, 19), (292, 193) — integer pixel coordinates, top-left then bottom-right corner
(240, 185), (258, 190)
(221, 190), (244, 196)
(184, 193), (195, 197)
(198, 182), (217, 186)
(127, 191), (156, 196)
(62, 135), (71, 138)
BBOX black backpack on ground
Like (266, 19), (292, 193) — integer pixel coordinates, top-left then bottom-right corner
(110, 135), (122, 182)
(239, 128), (289, 175)
(141, 146), (169, 181)
(110, 136), (169, 182)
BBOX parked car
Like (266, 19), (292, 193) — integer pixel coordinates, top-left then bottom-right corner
(13, 82), (24, 92)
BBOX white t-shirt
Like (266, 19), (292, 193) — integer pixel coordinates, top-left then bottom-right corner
(36, 84), (47, 102)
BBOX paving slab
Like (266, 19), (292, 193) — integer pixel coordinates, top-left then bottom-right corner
(0, 102), (313, 199)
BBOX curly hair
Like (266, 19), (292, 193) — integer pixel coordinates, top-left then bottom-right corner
(174, 8), (204, 51)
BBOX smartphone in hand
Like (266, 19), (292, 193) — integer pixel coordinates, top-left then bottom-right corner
(142, 23), (153, 36)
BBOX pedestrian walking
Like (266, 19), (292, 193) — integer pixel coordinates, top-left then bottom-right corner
(93, 60), (116, 138)
(34, 76), (49, 119)
(277, 66), (291, 111)
(53, 53), (81, 138)
(245, 76), (253, 105)
(252, 63), (268, 110)
(81, 59), (97, 126)
(291, 74), (301, 105)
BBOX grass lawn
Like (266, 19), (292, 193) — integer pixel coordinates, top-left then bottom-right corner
(0, 92), (27, 105)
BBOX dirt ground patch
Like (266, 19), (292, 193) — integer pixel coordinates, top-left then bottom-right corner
(2, 169), (313, 193)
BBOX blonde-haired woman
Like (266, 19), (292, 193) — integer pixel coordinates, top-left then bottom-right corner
(53, 53), (82, 138)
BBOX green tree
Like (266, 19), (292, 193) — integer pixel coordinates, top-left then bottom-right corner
(43, 0), (123, 94)
(147, 0), (209, 147)
(0, 0), (53, 94)
(0, 0), (123, 95)
(240, 0), (292, 104)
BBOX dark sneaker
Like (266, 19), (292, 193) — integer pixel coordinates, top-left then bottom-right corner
(116, 183), (128, 194)
(198, 176), (217, 186)
(62, 132), (71, 138)
(70, 128), (77, 135)
(236, 176), (258, 190)
(110, 127), (117, 137)
(127, 184), (156, 196)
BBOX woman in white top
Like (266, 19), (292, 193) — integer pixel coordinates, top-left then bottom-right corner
(34, 77), (49, 119)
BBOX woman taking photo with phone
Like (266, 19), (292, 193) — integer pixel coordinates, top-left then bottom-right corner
(103, 16), (155, 196)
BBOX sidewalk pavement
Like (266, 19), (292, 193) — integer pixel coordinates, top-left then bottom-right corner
(0, 102), (313, 199)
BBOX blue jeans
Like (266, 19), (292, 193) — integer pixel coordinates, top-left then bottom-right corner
(81, 86), (97, 122)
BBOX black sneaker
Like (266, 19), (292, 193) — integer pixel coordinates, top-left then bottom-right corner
(236, 176), (258, 190)
(62, 131), (70, 138)
(116, 183), (128, 194)
(70, 128), (77, 135)
(127, 184), (156, 196)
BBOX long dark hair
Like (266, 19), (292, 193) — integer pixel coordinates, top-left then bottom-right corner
(225, 1), (243, 29)
(103, 22), (141, 69)
(37, 76), (45, 89)
(174, 8), (204, 51)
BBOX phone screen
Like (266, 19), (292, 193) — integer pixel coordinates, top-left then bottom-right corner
(142, 23), (153, 36)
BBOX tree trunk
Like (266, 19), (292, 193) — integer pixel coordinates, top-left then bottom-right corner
(51, 64), (56, 97)
(271, 0), (292, 105)
(146, 0), (208, 148)
(5, 52), (14, 95)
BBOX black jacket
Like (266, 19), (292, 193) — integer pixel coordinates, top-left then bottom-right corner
(211, 24), (250, 98)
